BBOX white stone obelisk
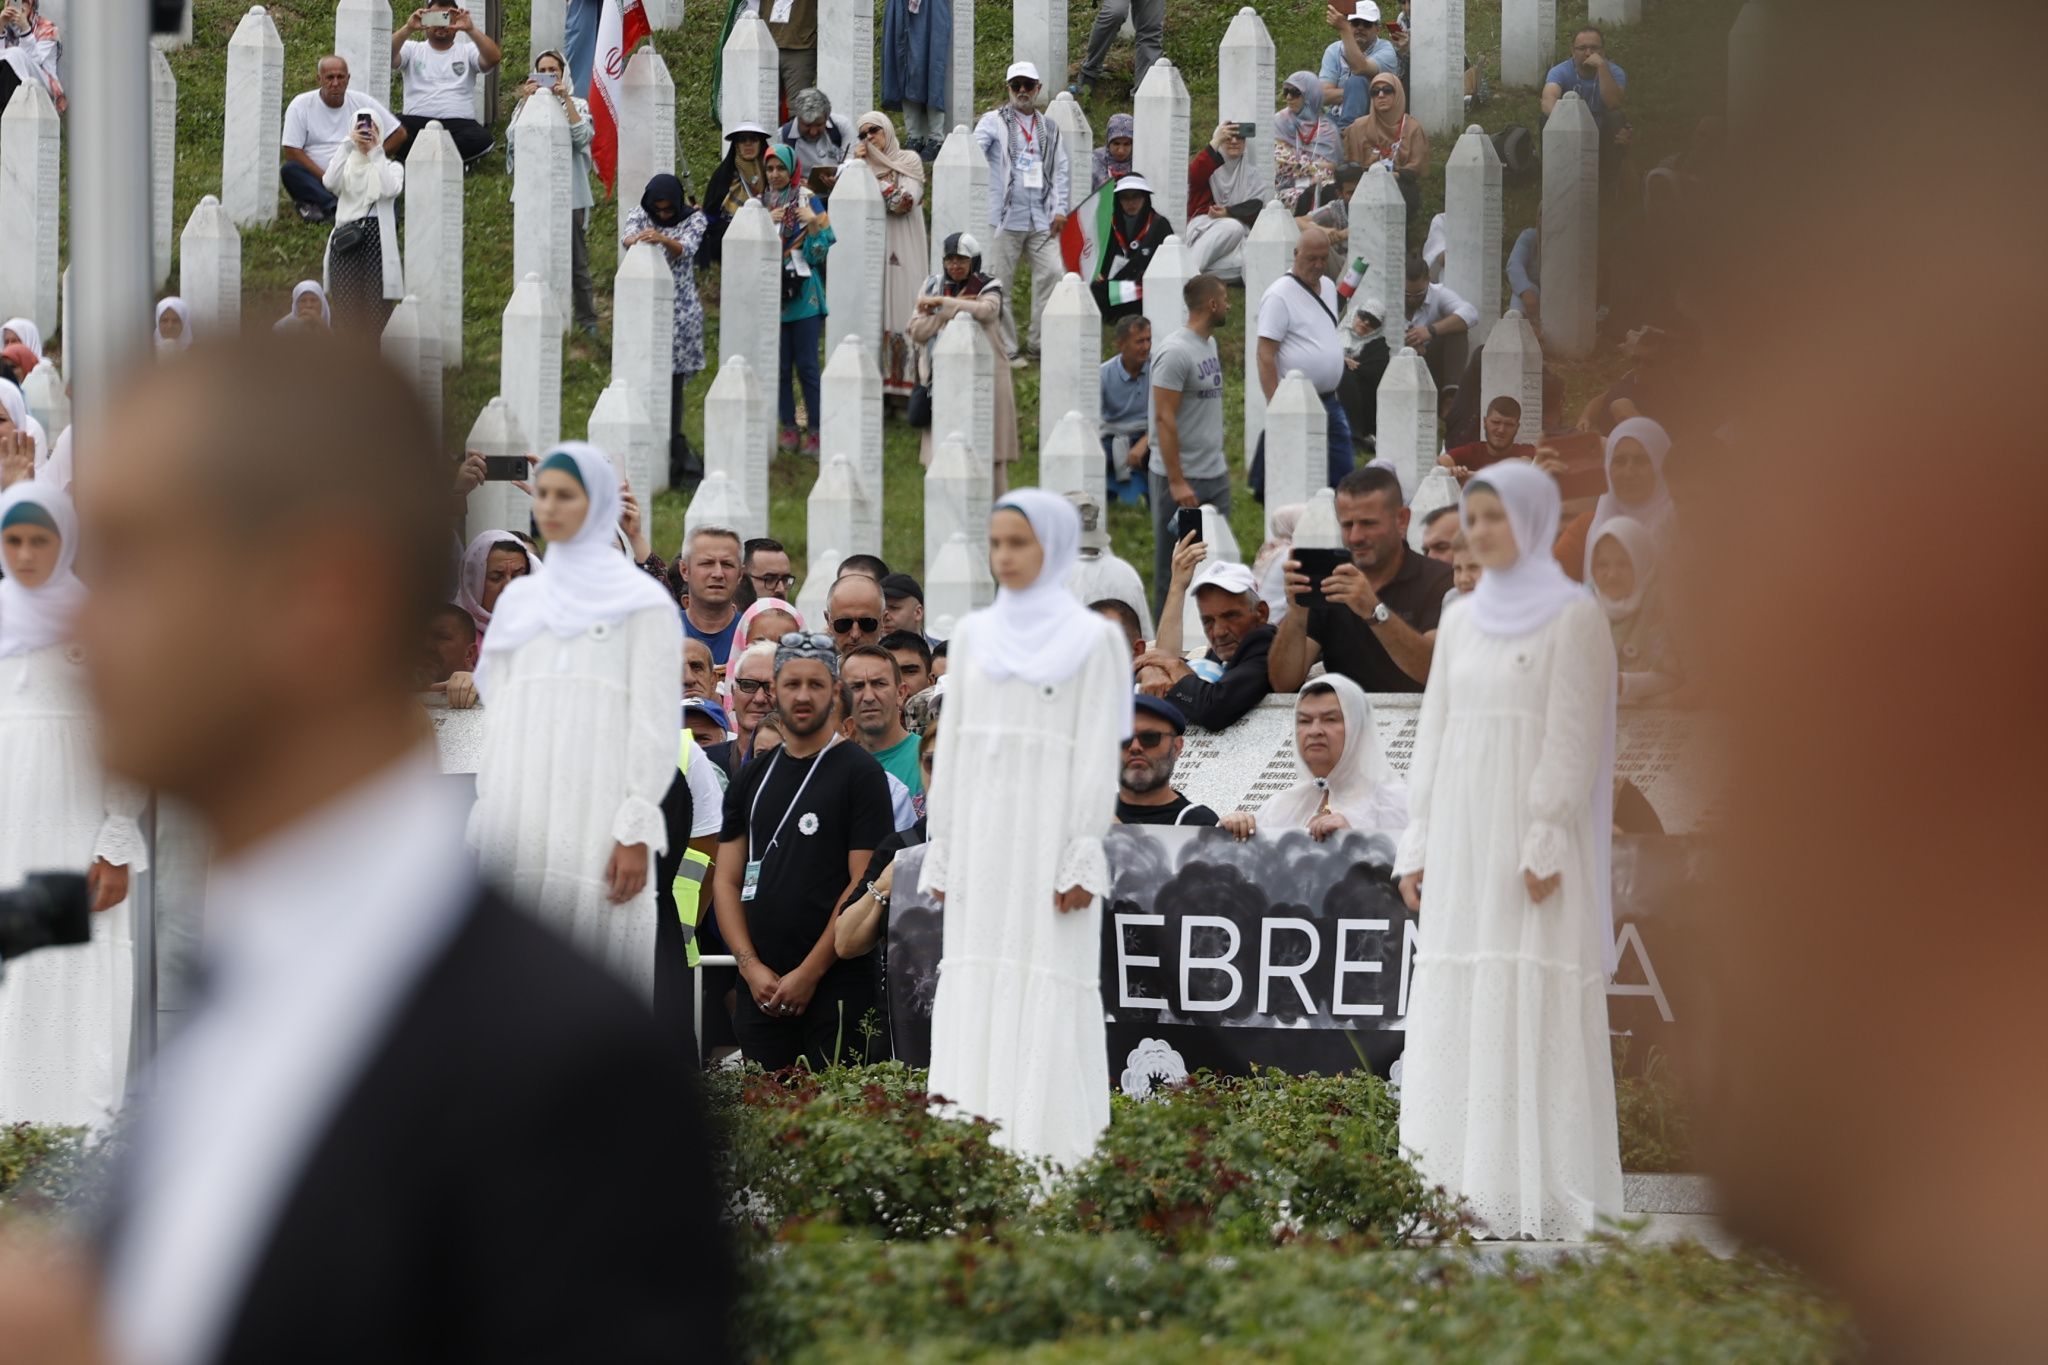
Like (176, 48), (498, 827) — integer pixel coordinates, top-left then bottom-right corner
(1039, 273), (1101, 455)
(1243, 201), (1298, 467)
(1444, 125), (1503, 348)
(928, 530), (993, 633)
(1218, 8), (1276, 200)
(589, 380), (660, 510)
(615, 241), (676, 480)
(720, 9), (780, 134)
(1140, 235), (1191, 338)
(932, 315), (996, 498)
(1348, 163), (1407, 323)
(151, 47), (178, 291)
(0, 81), (60, 336)
(650, 0), (684, 31)
(1501, 0), (1557, 88)
(817, 0), (875, 120)
(808, 455), (869, 575)
(1133, 59), (1191, 234)
(21, 363), (67, 441)
(500, 274), (564, 528)
(463, 398), (532, 543)
(222, 6), (285, 228)
(381, 296), (441, 442)
(718, 200), (782, 482)
(1541, 92), (1599, 359)
(924, 433), (975, 580)
(825, 160), (886, 362)
(618, 48), (676, 211)
(1014, 0), (1069, 110)
(1405, 467), (1462, 552)
(930, 126), (986, 274)
(511, 91), (574, 335)
(1481, 309), (1544, 445)
(819, 336), (884, 556)
(405, 122), (465, 369)
(178, 196), (241, 339)
(684, 471), (751, 548)
(1040, 410), (1102, 514)
(704, 355), (769, 542)
(1263, 370), (1326, 541)
(1409, 0), (1467, 135)
(1047, 92), (1093, 216)
(1376, 347), (1438, 503)
(948, 2), (975, 138)
(334, 0), (392, 108)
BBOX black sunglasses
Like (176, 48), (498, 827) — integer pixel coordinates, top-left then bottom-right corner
(1122, 731), (1171, 752)
(1371, 85), (1397, 96)
(831, 616), (879, 635)
(732, 677), (771, 694)
(1008, 78), (1040, 92)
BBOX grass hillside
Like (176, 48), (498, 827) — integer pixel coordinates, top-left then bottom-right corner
(136, 0), (1736, 585)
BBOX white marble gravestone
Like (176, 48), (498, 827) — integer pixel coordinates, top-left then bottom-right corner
(1481, 308), (1544, 445)
(825, 161), (886, 363)
(807, 455), (869, 577)
(500, 275), (563, 521)
(0, 80), (60, 336)
(817, 0), (875, 119)
(1039, 409), (1102, 513)
(334, 0), (391, 110)
(531, 0), (567, 70)
(1039, 273), (1101, 454)
(683, 471), (751, 550)
(649, 0), (684, 31)
(511, 92), (574, 336)
(1403, 469), (1460, 556)
(819, 336), (884, 556)
(618, 49), (676, 215)
(463, 398), (530, 543)
(926, 530), (992, 636)
(1376, 347), (1438, 504)
(1590, 0), (1642, 25)
(1243, 202), (1299, 467)
(1501, 0), (1557, 89)
(717, 201), (782, 491)
(1014, 0), (1069, 110)
(21, 363), (67, 441)
(1133, 59), (1191, 234)
(1263, 370), (1326, 541)
(1444, 125), (1502, 348)
(404, 122), (465, 369)
(796, 548), (840, 624)
(151, 47), (177, 292)
(588, 381), (659, 510)
(720, 9), (780, 134)
(1408, 0), (1466, 136)
(1047, 93), (1093, 217)
(1140, 234), (1191, 338)
(381, 296), (441, 440)
(930, 127), (986, 275)
(222, 6), (285, 228)
(931, 315), (996, 507)
(1177, 505), (1245, 647)
(1541, 92), (1600, 360)
(1217, 9), (1276, 205)
(614, 242), (676, 479)
(703, 355), (769, 542)
(948, 3), (975, 139)
(1348, 164), (1407, 322)
(924, 432), (975, 581)
(1295, 487), (1341, 547)
(178, 197), (241, 339)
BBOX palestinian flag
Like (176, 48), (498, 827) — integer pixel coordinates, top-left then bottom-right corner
(1059, 182), (1120, 284)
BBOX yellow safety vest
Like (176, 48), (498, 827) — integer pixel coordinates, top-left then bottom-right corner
(673, 736), (714, 968)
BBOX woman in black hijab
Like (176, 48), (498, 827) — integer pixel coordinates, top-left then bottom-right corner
(619, 173), (710, 477)
(698, 121), (772, 267)
(1090, 173), (1176, 325)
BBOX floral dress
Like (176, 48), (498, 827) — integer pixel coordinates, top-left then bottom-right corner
(620, 206), (711, 378)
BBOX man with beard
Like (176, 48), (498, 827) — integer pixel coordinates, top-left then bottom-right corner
(1149, 273), (1232, 614)
(1141, 554), (1276, 731)
(711, 632), (891, 1070)
(1115, 696), (1218, 826)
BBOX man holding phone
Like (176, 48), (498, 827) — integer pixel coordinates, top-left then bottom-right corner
(391, 2), (501, 166)
(1147, 273), (1232, 617)
(280, 55), (406, 223)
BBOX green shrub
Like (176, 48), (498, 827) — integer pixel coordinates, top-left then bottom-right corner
(1613, 1041), (1698, 1174)
(0, 1123), (102, 1217)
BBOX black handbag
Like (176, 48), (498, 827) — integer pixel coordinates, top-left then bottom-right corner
(330, 216), (373, 256)
(905, 382), (933, 429)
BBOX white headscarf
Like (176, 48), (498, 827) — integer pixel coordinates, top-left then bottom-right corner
(0, 378), (47, 468)
(474, 443), (674, 695)
(1258, 673), (1408, 832)
(1589, 516), (1657, 621)
(274, 281), (332, 332)
(0, 481), (87, 661)
(454, 528), (542, 632)
(1, 317), (43, 361)
(1463, 460), (1583, 639)
(1585, 417), (1673, 576)
(973, 488), (1132, 732)
(154, 297), (194, 351)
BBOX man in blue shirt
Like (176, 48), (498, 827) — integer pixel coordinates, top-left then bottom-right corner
(1319, 1), (1400, 129)
(1543, 26), (1631, 185)
(1098, 315), (1152, 504)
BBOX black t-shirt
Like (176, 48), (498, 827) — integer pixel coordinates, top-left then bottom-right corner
(720, 738), (892, 978)
(1305, 547), (1454, 693)
(1116, 794), (1220, 826)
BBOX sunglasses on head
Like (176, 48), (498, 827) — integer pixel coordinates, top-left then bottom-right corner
(1122, 731), (1171, 752)
(831, 616), (879, 635)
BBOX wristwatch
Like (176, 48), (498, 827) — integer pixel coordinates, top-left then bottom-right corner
(1365, 603), (1391, 627)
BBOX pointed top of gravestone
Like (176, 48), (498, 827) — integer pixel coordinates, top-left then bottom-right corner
(1223, 7), (1274, 47)
(727, 198), (777, 242)
(1407, 467), (1461, 541)
(830, 159), (882, 205)
(937, 127), (976, 165)
(232, 6), (281, 44)
(930, 431), (971, 477)
(1450, 125), (1503, 168)
(1046, 272), (1099, 320)
(3, 75), (55, 121)
(1270, 370), (1321, 415)
(1503, 308), (1525, 322)
(726, 7), (775, 51)
(185, 195), (234, 233)
(1250, 198), (1301, 242)
(684, 470), (751, 537)
(619, 238), (673, 281)
(624, 46), (673, 90)
(818, 452), (859, 493)
(1045, 409), (1095, 453)
(1136, 58), (1187, 99)
(1547, 90), (1597, 130)
(383, 296), (422, 337)
(934, 313), (989, 361)
(591, 378), (651, 427)
(465, 396), (527, 450)
(708, 351), (759, 398)
(520, 86), (569, 125)
(1294, 488), (1342, 549)
(505, 274), (562, 325)
(824, 332), (877, 378)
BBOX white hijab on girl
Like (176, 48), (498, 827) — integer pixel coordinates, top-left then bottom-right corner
(0, 482), (88, 661)
(154, 297), (194, 352)
(473, 443), (674, 697)
(1585, 417), (1674, 576)
(1258, 673), (1409, 833)
(1589, 516), (1657, 621)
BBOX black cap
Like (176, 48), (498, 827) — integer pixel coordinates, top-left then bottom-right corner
(1131, 693), (1188, 735)
(879, 572), (924, 604)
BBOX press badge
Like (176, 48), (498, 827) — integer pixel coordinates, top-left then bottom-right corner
(742, 859), (762, 902)
(1017, 152), (1043, 190)
(769, 0), (794, 22)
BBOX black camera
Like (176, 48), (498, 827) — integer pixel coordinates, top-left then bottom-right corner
(0, 873), (92, 977)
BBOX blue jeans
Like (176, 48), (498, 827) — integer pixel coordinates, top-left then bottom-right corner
(280, 160), (336, 217)
(1250, 391), (1355, 502)
(777, 312), (824, 431)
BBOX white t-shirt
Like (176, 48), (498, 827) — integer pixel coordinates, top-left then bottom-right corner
(396, 33), (483, 121)
(282, 89), (399, 167)
(1406, 281), (1481, 332)
(1256, 272), (1347, 396)
(683, 738), (724, 838)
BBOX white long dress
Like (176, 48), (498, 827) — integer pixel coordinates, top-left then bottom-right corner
(922, 613), (1128, 1170)
(1393, 595), (1624, 1239)
(0, 643), (148, 1127)
(467, 607), (679, 999)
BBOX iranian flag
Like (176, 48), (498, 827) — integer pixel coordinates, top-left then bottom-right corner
(591, 0), (652, 195)
(1059, 183), (1120, 284)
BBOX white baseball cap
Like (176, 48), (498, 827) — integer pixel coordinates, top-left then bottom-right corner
(1350, 1), (1383, 22)
(1190, 561), (1260, 598)
(1006, 61), (1043, 85)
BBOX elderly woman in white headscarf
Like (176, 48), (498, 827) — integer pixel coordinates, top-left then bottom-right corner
(1, 317), (43, 363)
(924, 488), (1131, 1171)
(1556, 416), (1673, 582)
(321, 109), (405, 333)
(1184, 119), (1274, 283)
(1219, 673), (1408, 841)
(274, 280), (333, 334)
(1395, 459), (1623, 1242)
(153, 298), (193, 354)
(468, 443), (681, 1000)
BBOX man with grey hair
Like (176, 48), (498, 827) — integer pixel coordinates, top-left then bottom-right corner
(1142, 544), (1276, 731)
(974, 61), (1071, 363)
(780, 88), (855, 180)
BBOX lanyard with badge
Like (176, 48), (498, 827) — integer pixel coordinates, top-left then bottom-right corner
(1016, 113), (1044, 191)
(741, 734), (840, 902)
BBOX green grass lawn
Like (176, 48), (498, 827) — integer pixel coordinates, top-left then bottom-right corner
(139, 0), (1735, 589)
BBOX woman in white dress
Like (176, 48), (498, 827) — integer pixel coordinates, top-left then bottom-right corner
(0, 482), (147, 1126)
(924, 490), (1131, 1170)
(469, 443), (681, 999)
(1394, 460), (1624, 1240)
(1218, 674), (1408, 841)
